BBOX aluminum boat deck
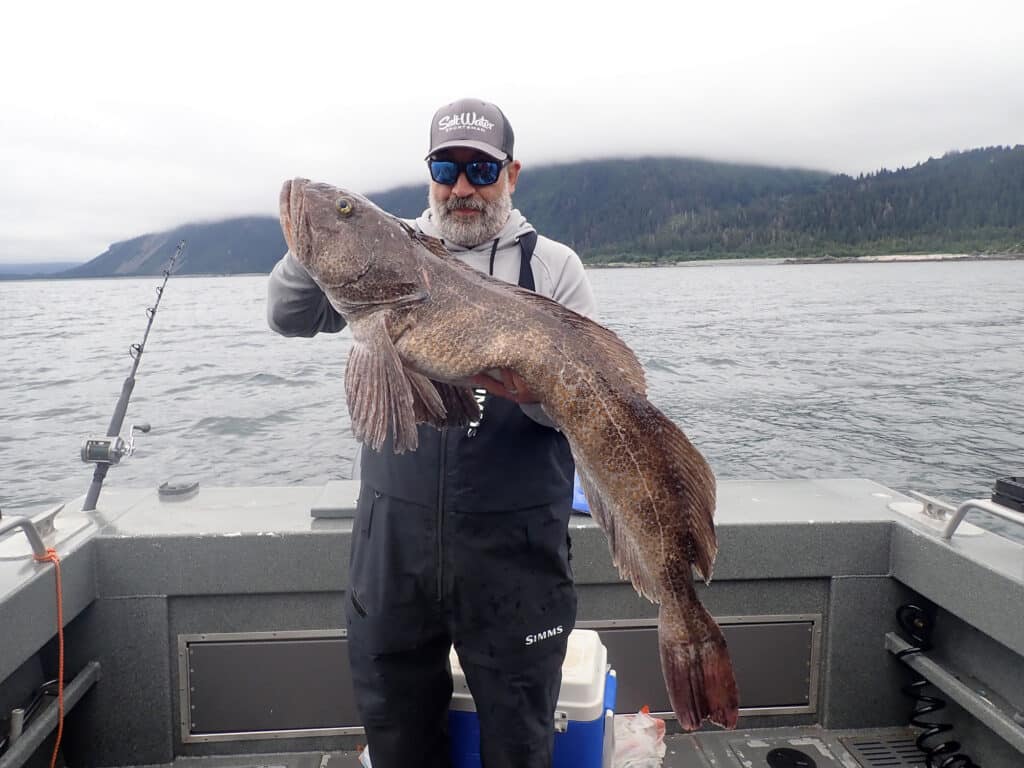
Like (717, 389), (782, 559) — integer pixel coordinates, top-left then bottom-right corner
(1, 478), (1022, 767)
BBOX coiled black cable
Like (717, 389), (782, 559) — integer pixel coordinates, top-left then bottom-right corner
(895, 604), (980, 768)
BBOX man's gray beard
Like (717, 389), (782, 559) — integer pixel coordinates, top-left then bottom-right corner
(429, 185), (512, 247)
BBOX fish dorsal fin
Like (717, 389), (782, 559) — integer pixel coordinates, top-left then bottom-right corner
(577, 400), (718, 597)
(653, 408), (718, 583)
(412, 230), (451, 260)
(423, 246), (646, 393)
(512, 287), (647, 394)
(408, 228), (646, 393)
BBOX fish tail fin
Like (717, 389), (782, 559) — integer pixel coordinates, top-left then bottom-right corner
(659, 587), (739, 731)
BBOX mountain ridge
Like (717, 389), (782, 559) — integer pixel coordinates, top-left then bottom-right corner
(15, 146), (1022, 279)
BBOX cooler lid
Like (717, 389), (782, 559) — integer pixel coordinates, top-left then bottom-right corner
(449, 629), (609, 720)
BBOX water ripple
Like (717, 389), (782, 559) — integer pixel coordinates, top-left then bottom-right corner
(1, 267), (1022, 545)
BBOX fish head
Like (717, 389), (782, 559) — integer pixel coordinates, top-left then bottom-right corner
(279, 178), (428, 313)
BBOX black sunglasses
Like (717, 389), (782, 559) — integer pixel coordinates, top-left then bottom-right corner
(427, 158), (510, 187)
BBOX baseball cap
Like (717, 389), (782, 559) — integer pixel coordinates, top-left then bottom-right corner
(425, 98), (514, 161)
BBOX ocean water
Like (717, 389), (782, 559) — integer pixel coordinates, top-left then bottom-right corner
(1, 260), (1022, 538)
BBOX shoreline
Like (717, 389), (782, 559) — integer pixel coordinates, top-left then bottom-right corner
(3, 253), (1024, 281)
(783, 252), (1024, 265)
(590, 252), (1024, 268)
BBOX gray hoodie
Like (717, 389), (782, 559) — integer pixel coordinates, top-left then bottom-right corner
(410, 208), (596, 320)
(266, 207), (597, 426)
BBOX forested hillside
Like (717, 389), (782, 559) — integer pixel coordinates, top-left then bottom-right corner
(32, 145), (1024, 278)
(373, 146), (1024, 261)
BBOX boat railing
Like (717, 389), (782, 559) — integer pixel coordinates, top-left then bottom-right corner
(940, 497), (1024, 540)
(904, 490), (1024, 540)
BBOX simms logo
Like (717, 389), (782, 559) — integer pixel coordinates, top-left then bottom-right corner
(466, 387), (488, 437)
(438, 112), (495, 133)
(525, 625), (564, 646)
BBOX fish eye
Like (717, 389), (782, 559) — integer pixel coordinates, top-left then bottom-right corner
(336, 198), (354, 216)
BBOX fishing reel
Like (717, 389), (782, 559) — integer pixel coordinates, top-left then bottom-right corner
(81, 423), (151, 465)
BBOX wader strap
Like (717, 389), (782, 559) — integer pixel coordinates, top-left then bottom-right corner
(487, 238), (499, 276)
(517, 232), (537, 290)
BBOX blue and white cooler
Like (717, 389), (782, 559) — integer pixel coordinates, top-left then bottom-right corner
(449, 629), (617, 768)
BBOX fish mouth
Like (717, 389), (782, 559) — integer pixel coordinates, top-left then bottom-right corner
(279, 178), (309, 256)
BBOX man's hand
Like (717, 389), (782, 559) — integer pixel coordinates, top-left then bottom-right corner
(469, 369), (540, 404)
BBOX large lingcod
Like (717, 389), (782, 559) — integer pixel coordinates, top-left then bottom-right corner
(279, 178), (739, 730)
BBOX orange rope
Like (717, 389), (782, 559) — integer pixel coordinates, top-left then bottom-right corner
(33, 547), (64, 768)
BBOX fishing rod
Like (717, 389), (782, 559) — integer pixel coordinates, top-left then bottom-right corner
(80, 240), (185, 512)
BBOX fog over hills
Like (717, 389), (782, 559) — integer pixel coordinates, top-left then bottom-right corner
(12, 147), (1021, 279)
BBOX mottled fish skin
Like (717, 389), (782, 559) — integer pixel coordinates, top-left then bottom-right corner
(280, 178), (739, 730)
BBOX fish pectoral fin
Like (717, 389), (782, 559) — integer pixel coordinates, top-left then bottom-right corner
(345, 313), (419, 454)
(432, 381), (481, 426)
(406, 370), (448, 426)
(405, 373), (480, 428)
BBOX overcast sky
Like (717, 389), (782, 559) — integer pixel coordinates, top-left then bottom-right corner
(2, 0), (1022, 264)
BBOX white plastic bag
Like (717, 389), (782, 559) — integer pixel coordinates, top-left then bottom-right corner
(612, 707), (667, 768)
(358, 744), (372, 768)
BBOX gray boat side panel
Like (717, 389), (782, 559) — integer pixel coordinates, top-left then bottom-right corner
(577, 579), (831, 727)
(0, 541), (97, 684)
(713, 521), (892, 579)
(694, 579), (829, 727)
(78, 477), (894, 607)
(61, 596), (174, 768)
(95, 477), (902, 530)
(930, 608), (1024, 716)
(891, 525), (1024, 657)
(821, 575), (919, 730)
(0, 487), (146, 684)
(575, 583), (659, 622)
(691, 578), (830, 617)
(186, 637), (357, 735)
(561, 577), (832, 624)
(168, 593), (349, 753)
(944, 699), (1024, 768)
(715, 478), (905, 523)
(92, 486), (341, 536)
(570, 518), (892, 583)
(714, 478), (897, 580)
(89, 486), (352, 598)
(592, 622), (816, 715)
(168, 593), (346, 636)
(923, 606), (1024, 757)
(93, 533), (349, 598)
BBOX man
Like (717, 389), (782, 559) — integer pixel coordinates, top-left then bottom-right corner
(267, 98), (596, 767)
